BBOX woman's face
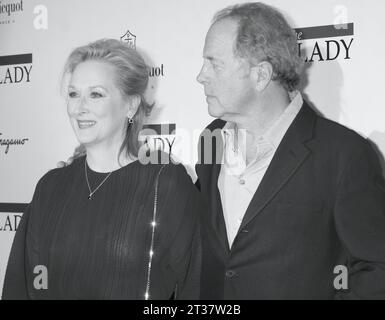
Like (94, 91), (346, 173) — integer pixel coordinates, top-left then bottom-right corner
(67, 60), (129, 149)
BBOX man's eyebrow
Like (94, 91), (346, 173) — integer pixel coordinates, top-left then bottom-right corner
(204, 56), (224, 65)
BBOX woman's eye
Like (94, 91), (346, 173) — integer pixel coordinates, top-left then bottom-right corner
(90, 92), (103, 99)
(68, 91), (78, 98)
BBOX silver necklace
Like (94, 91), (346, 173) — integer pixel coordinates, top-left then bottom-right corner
(84, 159), (113, 200)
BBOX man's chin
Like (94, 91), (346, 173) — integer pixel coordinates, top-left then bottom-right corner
(207, 105), (224, 118)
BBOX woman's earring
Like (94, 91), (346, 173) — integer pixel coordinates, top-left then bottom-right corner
(127, 117), (134, 124)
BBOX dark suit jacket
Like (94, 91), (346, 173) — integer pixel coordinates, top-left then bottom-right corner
(196, 102), (385, 299)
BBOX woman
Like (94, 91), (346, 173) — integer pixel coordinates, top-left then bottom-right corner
(2, 39), (202, 300)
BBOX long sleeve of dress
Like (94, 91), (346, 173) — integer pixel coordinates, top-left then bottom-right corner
(171, 185), (202, 300)
(2, 175), (45, 300)
(175, 222), (202, 300)
(2, 204), (31, 300)
(156, 163), (203, 300)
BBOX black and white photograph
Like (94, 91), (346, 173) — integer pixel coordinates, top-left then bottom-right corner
(0, 0), (385, 307)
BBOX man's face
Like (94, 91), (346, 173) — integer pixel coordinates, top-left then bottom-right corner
(197, 18), (255, 119)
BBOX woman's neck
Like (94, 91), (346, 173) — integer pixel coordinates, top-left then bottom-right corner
(85, 143), (134, 173)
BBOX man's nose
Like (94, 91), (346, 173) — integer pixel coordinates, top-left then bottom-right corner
(196, 65), (208, 84)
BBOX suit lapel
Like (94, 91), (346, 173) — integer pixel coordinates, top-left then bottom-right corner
(239, 103), (317, 232)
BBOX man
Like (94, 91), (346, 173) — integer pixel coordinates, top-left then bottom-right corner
(195, 2), (385, 299)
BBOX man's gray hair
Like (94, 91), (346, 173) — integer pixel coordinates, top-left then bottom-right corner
(213, 2), (303, 92)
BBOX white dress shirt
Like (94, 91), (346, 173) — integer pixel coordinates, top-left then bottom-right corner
(218, 92), (303, 248)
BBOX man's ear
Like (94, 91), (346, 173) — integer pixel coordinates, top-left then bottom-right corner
(250, 61), (273, 92)
(126, 95), (141, 119)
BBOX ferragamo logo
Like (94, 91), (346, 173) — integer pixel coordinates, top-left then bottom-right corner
(0, 132), (29, 154)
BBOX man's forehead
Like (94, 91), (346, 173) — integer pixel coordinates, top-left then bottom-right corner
(203, 19), (238, 59)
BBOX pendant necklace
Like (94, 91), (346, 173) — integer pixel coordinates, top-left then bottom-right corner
(84, 158), (113, 200)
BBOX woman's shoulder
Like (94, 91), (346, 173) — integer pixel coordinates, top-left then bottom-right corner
(136, 151), (194, 189)
(36, 156), (84, 190)
(24, 157), (83, 214)
(145, 151), (192, 177)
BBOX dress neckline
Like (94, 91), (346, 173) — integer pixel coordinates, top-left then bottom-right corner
(84, 156), (139, 175)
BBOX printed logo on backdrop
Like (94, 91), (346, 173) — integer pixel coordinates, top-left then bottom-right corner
(120, 29), (137, 49)
(0, 204), (26, 232)
(120, 29), (165, 78)
(294, 23), (354, 62)
(0, 213), (22, 231)
(0, 53), (32, 85)
(0, 132), (29, 154)
(0, 1), (48, 29)
(0, 0), (23, 25)
(140, 123), (176, 158)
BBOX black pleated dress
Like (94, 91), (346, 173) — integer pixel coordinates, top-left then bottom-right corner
(2, 154), (202, 300)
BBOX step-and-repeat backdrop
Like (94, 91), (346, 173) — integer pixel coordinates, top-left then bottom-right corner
(1, 0), (384, 297)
